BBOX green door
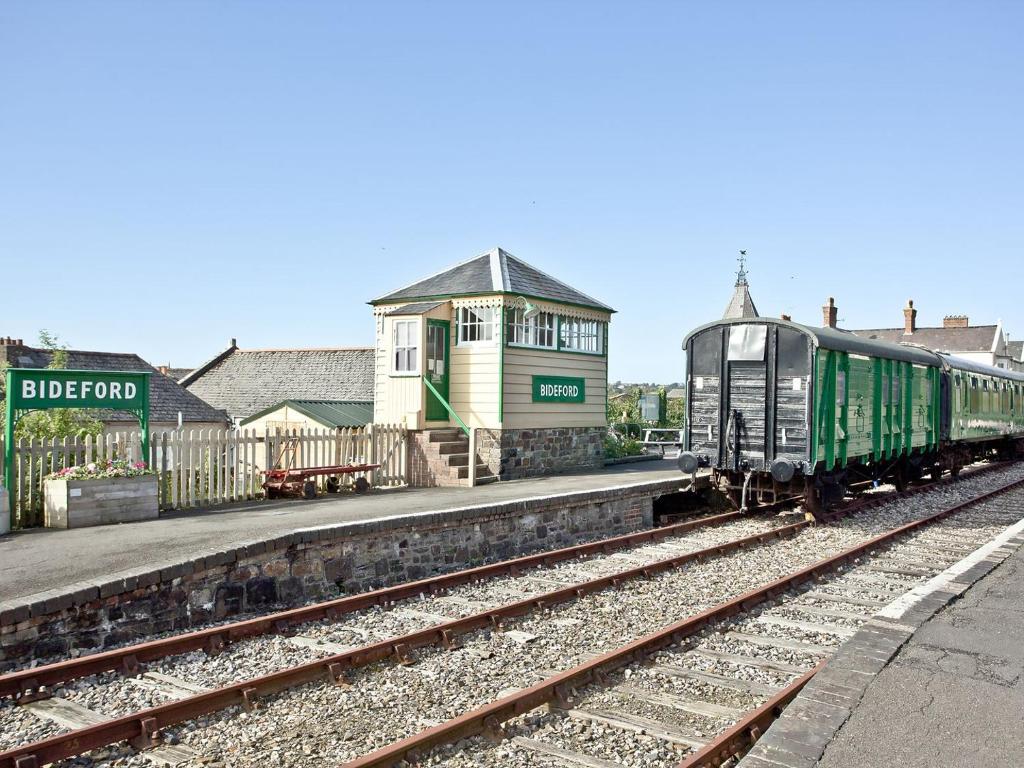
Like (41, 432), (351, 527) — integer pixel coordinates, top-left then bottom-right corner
(425, 319), (450, 421)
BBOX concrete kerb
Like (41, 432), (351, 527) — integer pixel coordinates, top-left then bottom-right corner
(738, 520), (1024, 768)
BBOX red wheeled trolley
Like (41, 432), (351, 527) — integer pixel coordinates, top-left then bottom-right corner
(262, 463), (380, 500)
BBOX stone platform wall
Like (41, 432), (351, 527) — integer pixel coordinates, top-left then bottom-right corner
(0, 479), (678, 672)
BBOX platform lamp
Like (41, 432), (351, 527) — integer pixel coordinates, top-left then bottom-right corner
(517, 297), (541, 320)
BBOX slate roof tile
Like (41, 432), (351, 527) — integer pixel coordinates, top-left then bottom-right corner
(372, 248), (613, 312)
(183, 347), (375, 422)
(850, 325), (999, 353)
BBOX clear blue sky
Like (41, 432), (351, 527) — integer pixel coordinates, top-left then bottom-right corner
(2, 1), (1022, 383)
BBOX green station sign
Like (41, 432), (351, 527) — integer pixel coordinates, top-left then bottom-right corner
(532, 375), (586, 403)
(4, 368), (151, 528)
(9, 369), (149, 410)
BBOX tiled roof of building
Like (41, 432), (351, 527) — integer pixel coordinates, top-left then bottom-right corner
(722, 283), (759, 319)
(0, 344), (227, 424)
(850, 325), (999, 353)
(1008, 340), (1023, 361)
(164, 367), (193, 381)
(371, 248), (614, 312)
(666, 388), (686, 400)
(241, 400), (373, 428)
(181, 344), (375, 422)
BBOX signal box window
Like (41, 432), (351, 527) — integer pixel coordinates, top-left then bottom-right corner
(508, 308), (556, 348)
(393, 320), (419, 374)
(458, 306), (496, 344)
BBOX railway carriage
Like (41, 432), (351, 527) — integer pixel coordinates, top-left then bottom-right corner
(677, 318), (1024, 514)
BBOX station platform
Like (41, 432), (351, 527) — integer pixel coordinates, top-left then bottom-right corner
(740, 511), (1024, 768)
(0, 458), (684, 605)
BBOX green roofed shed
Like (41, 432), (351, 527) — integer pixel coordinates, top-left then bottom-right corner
(240, 400), (373, 429)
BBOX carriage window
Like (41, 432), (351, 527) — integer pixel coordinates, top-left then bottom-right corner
(892, 373), (901, 405)
(727, 324), (767, 361)
(777, 328), (810, 375)
(691, 328), (722, 375)
(882, 375), (889, 406)
(836, 371), (846, 405)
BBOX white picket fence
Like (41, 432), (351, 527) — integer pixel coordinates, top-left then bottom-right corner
(0, 424), (407, 529)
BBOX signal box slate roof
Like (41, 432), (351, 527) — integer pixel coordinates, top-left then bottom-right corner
(371, 248), (614, 312)
(0, 344), (227, 424)
(181, 344), (375, 422)
(240, 400), (374, 428)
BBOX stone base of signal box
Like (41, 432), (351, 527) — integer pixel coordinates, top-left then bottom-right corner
(44, 475), (159, 529)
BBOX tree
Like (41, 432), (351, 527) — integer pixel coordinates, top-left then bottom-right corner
(0, 331), (104, 441)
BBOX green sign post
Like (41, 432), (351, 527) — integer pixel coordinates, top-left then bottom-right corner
(532, 375), (586, 403)
(4, 368), (151, 528)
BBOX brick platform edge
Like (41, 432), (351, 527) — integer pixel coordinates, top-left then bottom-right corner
(0, 477), (682, 672)
(737, 516), (1024, 768)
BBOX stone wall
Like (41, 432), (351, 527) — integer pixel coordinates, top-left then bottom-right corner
(497, 426), (605, 480)
(0, 480), (676, 672)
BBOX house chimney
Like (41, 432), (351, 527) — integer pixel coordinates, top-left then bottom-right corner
(822, 297), (838, 329)
(903, 300), (917, 335)
(781, 313), (792, 321)
(230, 338), (237, 348)
(943, 315), (969, 329)
(158, 365), (170, 375)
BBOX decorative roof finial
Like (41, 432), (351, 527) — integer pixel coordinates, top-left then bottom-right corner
(736, 250), (749, 287)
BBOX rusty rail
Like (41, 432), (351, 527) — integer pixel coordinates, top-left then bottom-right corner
(0, 464), (1010, 768)
(0, 518), (813, 768)
(339, 475), (1024, 768)
(676, 662), (825, 768)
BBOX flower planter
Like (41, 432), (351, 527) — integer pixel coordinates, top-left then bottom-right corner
(44, 475), (158, 529)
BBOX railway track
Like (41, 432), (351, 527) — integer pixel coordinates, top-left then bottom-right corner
(354, 472), (1024, 768)
(0, 462), (1019, 767)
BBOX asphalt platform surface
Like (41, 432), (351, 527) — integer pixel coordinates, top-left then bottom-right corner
(816, 544), (1024, 768)
(0, 459), (683, 601)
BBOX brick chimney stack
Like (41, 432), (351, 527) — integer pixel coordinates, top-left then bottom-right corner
(1, 337), (24, 346)
(903, 300), (917, 335)
(822, 297), (838, 329)
(943, 315), (969, 329)
(158, 365), (170, 375)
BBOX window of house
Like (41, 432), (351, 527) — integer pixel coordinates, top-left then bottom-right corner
(457, 306), (496, 344)
(560, 317), (604, 354)
(507, 308), (556, 348)
(392, 319), (419, 374)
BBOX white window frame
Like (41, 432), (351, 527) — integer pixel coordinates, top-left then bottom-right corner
(391, 318), (420, 376)
(559, 317), (605, 355)
(507, 308), (556, 349)
(456, 305), (497, 346)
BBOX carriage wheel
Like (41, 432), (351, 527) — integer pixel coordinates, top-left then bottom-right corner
(353, 476), (370, 494)
(302, 481), (317, 500)
(893, 462), (908, 492)
(803, 479), (824, 520)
